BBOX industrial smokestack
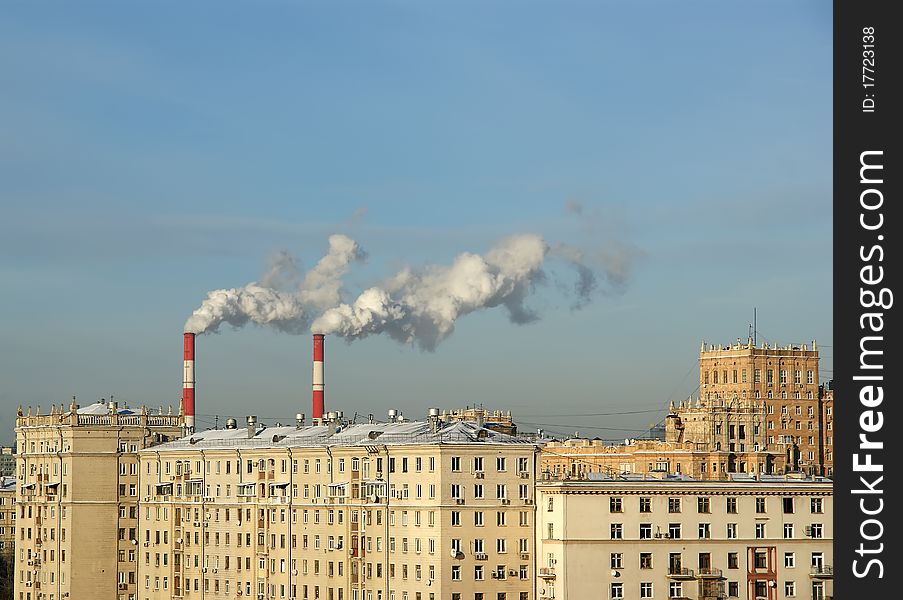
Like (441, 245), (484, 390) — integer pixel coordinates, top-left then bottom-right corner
(312, 334), (325, 420)
(183, 333), (196, 433)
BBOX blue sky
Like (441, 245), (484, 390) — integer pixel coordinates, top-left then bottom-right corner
(0, 1), (832, 443)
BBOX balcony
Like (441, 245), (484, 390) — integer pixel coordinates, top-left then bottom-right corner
(538, 567), (556, 579)
(667, 567), (695, 579)
(697, 567), (723, 578)
(810, 565), (833, 578)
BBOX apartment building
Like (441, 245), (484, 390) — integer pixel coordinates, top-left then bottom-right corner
(137, 412), (538, 600)
(536, 474), (833, 600)
(1, 477), (15, 551)
(14, 400), (184, 600)
(696, 340), (829, 476)
(1, 448), (16, 478)
(541, 437), (779, 482)
(816, 387), (833, 478)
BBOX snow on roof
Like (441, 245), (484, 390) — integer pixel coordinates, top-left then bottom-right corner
(146, 419), (534, 453)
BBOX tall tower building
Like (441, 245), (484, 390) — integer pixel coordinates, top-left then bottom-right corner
(15, 400), (182, 600)
(697, 339), (826, 475)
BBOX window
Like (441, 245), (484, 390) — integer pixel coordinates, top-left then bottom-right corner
(610, 583), (624, 599)
(780, 370), (787, 384)
(640, 553), (653, 569)
(785, 553), (795, 567)
(451, 566), (461, 581)
(639, 524), (652, 539)
(728, 581), (739, 597)
(496, 457), (506, 472)
(669, 582), (683, 598)
(784, 523), (794, 539)
(810, 498), (823, 513)
(754, 550), (767, 569)
(451, 512), (461, 526)
(610, 553), (622, 569)
(727, 553), (738, 569)
(785, 581), (796, 597)
(668, 523), (681, 539)
(810, 524), (823, 539)
(451, 457), (461, 472)
(474, 512), (484, 527)
(726, 523), (737, 539)
(807, 370), (814, 384)
(726, 497), (737, 514)
(668, 498), (681, 513)
(698, 523), (710, 539)
(640, 582), (653, 598)
(755, 497), (766, 513)
(697, 497), (710, 513)
(755, 369), (761, 383)
(782, 497), (794, 513)
(610, 497), (622, 513)
(610, 524), (623, 539)
(755, 523), (766, 539)
(639, 497), (651, 513)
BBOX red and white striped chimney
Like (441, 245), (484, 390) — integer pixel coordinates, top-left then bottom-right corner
(312, 334), (325, 420)
(183, 332), (196, 432)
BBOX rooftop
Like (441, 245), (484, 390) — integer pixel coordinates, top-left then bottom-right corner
(539, 471), (832, 487)
(145, 419), (537, 453)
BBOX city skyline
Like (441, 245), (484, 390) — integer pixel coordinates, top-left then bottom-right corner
(0, 1), (832, 444)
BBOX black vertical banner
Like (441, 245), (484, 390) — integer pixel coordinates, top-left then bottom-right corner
(834, 1), (900, 598)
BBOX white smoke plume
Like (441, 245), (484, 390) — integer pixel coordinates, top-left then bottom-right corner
(186, 230), (641, 346)
(184, 234), (365, 334)
(298, 234), (368, 309)
(311, 234), (548, 350)
(183, 285), (311, 334)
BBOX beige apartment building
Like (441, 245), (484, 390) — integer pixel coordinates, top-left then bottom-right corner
(541, 437), (780, 482)
(816, 387), (833, 478)
(137, 411), (539, 600)
(14, 400), (184, 600)
(536, 474), (833, 600)
(1, 477), (15, 552)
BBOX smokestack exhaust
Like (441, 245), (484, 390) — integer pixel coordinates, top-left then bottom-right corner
(183, 333), (196, 433)
(312, 334), (325, 420)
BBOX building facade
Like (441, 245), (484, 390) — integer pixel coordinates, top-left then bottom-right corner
(14, 400), (183, 600)
(137, 413), (538, 600)
(816, 387), (833, 478)
(536, 475), (833, 600)
(1, 448), (16, 478)
(1, 477), (15, 552)
(540, 438), (778, 482)
(694, 340), (828, 476)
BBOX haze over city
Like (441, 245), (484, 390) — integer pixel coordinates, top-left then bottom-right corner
(0, 1), (831, 444)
